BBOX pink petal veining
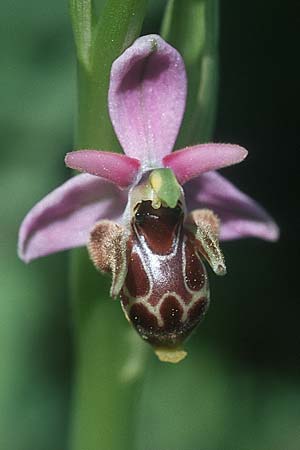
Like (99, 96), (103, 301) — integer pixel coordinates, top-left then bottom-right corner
(18, 174), (126, 262)
(185, 171), (279, 241)
(163, 143), (248, 185)
(109, 34), (187, 166)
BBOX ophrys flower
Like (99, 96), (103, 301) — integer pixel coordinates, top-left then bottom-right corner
(18, 35), (279, 362)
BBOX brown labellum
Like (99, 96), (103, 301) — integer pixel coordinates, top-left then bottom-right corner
(120, 201), (210, 359)
(88, 197), (226, 363)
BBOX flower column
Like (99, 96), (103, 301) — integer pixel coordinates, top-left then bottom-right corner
(68, 1), (148, 449)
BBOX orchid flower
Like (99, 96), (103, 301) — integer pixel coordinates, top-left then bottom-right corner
(18, 35), (278, 363)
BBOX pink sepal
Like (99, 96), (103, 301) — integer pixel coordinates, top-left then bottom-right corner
(109, 34), (187, 165)
(185, 171), (279, 241)
(18, 174), (126, 262)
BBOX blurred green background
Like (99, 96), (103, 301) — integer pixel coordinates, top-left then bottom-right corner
(1, 0), (299, 449)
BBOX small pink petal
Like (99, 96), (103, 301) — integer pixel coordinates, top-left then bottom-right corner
(163, 143), (248, 184)
(109, 34), (187, 165)
(65, 150), (140, 188)
(18, 173), (127, 262)
(185, 171), (279, 241)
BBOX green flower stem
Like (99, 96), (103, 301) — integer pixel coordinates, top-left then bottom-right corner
(162, 0), (219, 145)
(70, 250), (146, 450)
(68, 1), (148, 449)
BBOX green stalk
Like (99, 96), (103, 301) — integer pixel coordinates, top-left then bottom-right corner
(71, 0), (148, 150)
(70, 249), (147, 450)
(68, 1), (148, 449)
(162, 0), (219, 145)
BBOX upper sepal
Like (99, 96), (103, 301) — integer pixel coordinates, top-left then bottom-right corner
(109, 34), (187, 166)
